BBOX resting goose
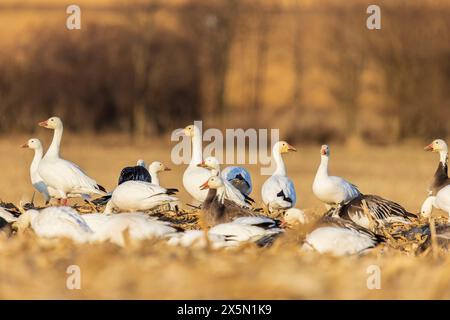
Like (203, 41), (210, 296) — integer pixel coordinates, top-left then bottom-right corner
(303, 216), (384, 256)
(200, 175), (275, 227)
(421, 185), (450, 219)
(198, 157), (254, 208)
(221, 166), (252, 196)
(312, 145), (360, 208)
(82, 212), (177, 247)
(37, 116), (107, 205)
(14, 206), (93, 243)
(424, 139), (450, 195)
(168, 216), (283, 249)
(261, 141), (297, 212)
(326, 194), (417, 234)
(177, 124), (211, 203)
(104, 180), (178, 213)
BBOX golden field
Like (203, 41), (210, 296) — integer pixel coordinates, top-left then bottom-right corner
(1, 134), (449, 299)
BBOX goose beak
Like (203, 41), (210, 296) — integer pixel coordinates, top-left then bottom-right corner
(287, 144), (297, 152)
(424, 143), (434, 152)
(280, 218), (288, 228)
(38, 120), (48, 128)
(20, 143), (29, 148)
(199, 180), (209, 190)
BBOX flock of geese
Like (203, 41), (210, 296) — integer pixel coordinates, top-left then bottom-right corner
(0, 116), (449, 256)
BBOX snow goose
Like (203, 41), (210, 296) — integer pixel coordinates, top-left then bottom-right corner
(421, 185), (450, 219)
(283, 208), (308, 226)
(312, 145), (360, 208)
(148, 161), (171, 186)
(261, 141), (297, 212)
(82, 212), (177, 247)
(104, 180), (178, 213)
(424, 139), (449, 195)
(168, 217), (283, 249)
(177, 124), (211, 203)
(200, 175), (274, 227)
(198, 157), (254, 208)
(303, 216), (384, 256)
(37, 116), (107, 205)
(327, 194), (417, 234)
(14, 206), (93, 243)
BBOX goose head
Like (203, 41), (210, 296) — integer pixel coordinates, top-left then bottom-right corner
(197, 156), (220, 170)
(424, 139), (448, 153)
(148, 161), (171, 174)
(21, 138), (42, 150)
(275, 141), (296, 154)
(199, 175), (224, 190)
(320, 145), (330, 157)
(420, 196), (436, 218)
(282, 208), (307, 227)
(176, 124), (200, 138)
(39, 116), (63, 130)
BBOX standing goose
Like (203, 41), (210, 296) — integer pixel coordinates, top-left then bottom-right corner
(261, 141), (297, 212)
(200, 175), (279, 228)
(177, 124), (211, 203)
(303, 216), (384, 256)
(104, 180), (178, 213)
(198, 157), (254, 208)
(424, 139), (449, 195)
(37, 117), (107, 205)
(326, 194), (417, 234)
(14, 206), (93, 243)
(312, 145), (360, 208)
(421, 185), (450, 219)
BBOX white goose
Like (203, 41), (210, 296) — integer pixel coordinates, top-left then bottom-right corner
(312, 145), (360, 208)
(148, 161), (171, 186)
(104, 180), (178, 213)
(421, 185), (450, 219)
(168, 216), (283, 249)
(21, 138), (51, 204)
(14, 206), (93, 243)
(261, 141), (297, 212)
(302, 216), (383, 256)
(198, 157), (253, 208)
(178, 124), (211, 203)
(82, 212), (177, 247)
(37, 117), (107, 205)
(424, 139), (449, 195)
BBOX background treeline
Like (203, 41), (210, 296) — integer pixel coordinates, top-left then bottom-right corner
(0, 0), (448, 143)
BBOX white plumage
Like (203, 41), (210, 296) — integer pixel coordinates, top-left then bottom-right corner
(312, 145), (360, 206)
(421, 185), (450, 218)
(104, 180), (177, 213)
(37, 117), (106, 204)
(14, 206), (93, 243)
(261, 141), (297, 211)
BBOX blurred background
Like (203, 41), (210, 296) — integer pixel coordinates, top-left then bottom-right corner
(0, 0), (448, 144)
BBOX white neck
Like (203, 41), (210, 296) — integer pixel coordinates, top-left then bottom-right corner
(272, 146), (286, 176)
(216, 186), (226, 204)
(190, 130), (203, 166)
(45, 126), (63, 158)
(30, 147), (44, 176)
(149, 172), (160, 185)
(316, 155), (329, 179)
(439, 150), (448, 166)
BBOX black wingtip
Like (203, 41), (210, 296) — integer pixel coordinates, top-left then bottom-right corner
(97, 184), (107, 193)
(166, 188), (179, 195)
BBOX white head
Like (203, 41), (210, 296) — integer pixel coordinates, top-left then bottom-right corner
(283, 208), (307, 226)
(13, 210), (38, 232)
(21, 138), (42, 150)
(424, 139), (448, 153)
(274, 141), (297, 154)
(177, 124), (201, 138)
(136, 159), (147, 167)
(199, 175), (224, 190)
(320, 144), (330, 157)
(38, 116), (63, 130)
(148, 161), (171, 174)
(197, 156), (220, 171)
(420, 196), (436, 218)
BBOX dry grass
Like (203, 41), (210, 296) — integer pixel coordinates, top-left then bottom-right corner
(0, 134), (448, 299)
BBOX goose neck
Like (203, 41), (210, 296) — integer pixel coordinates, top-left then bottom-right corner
(30, 147), (44, 174)
(190, 134), (203, 166)
(273, 149), (286, 176)
(45, 127), (63, 158)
